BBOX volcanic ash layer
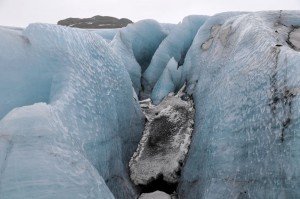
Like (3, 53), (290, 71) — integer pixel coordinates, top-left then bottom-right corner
(129, 88), (195, 186)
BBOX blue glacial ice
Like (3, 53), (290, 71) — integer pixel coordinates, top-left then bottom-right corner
(178, 11), (300, 198)
(0, 103), (114, 199)
(142, 15), (207, 96)
(1, 10), (300, 199)
(92, 28), (119, 41)
(151, 57), (184, 105)
(110, 20), (169, 94)
(0, 24), (144, 198)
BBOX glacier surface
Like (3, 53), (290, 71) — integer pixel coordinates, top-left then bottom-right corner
(110, 20), (169, 94)
(0, 103), (114, 199)
(178, 11), (300, 199)
(142, 15), (207, 97)
(1, 10), (300, 199)
(0, 24), (144, 199)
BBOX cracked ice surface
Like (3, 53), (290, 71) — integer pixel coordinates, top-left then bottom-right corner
(129, 88), (194, 185)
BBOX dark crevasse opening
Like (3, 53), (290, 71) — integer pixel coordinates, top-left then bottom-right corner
(138, 175), (178, 194)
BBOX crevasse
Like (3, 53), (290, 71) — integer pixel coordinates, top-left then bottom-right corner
(1, 11), (300, 199)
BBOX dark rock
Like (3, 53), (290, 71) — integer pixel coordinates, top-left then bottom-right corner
(57, 15), (132, 29)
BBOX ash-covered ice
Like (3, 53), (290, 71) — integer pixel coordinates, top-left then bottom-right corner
(288, 27), (300, 51)
(129, 87), (194, 186)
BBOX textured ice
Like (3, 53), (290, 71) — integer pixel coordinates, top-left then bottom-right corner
(160, 23), (177, 35)
(288, 27), (300, 50)
(0, 24), (144, 198)
(130, 88), (194, 185)
(151, 58), (184, 105)
(92, 28), (119, 41)
(0, 104), (114, 199)
(2, 11), (300, 199)
(111, 20), (168, 93)
(142, 15), (207, 95)
(179, 11), (300, 198)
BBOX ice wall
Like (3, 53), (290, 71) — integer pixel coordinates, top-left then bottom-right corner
(0, 103), (114, 199)
(111, 20), (168, 94)
(142, 15), (207, 96)
(179, 11), (300, 198)
(0, 26), (52, 120)
(0, 24), (144, 199)
(151, 57), (184, 105)
(2, 11), (300, 199)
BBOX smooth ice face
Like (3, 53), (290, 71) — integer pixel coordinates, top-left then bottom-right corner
(0, 26), (52, 120)
(110, 20), (168, 94)
(142, 15), (207, 95)
(0, 24), (144, 199)
(179, 11), (300, 198)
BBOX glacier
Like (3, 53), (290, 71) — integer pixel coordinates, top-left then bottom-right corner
(110, 20), (169, 94)
(151, 57), (184, 105)
(142, 15), (207, 97)
(178, 11), (300, 198)
(1, 10), (300, 199)
(0, 103), (114, 199)
(0, 24), (144, 199)
(92, 28), (119, 41)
